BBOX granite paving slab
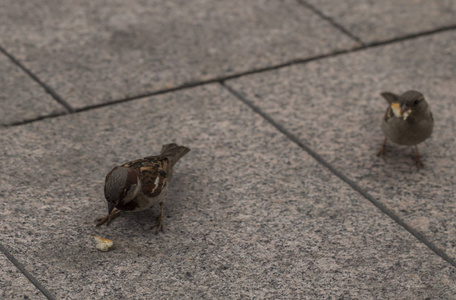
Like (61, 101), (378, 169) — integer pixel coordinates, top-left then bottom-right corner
(226, 31), (456, 259)
(0, 0), (355, 110)
(0, 52), (66, 126)
(304, 0), (456, 44)
(1, 84), (456, 298)
(0, 252), (46, 299)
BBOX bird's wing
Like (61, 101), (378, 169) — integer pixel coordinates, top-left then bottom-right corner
(380, 92), (399, 104)
(122, 157), (168, 197)
(383, 106), (394, 122)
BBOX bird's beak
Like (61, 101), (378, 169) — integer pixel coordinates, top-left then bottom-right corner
(108, 202), (115, 214)
(400, 104), (410, 116)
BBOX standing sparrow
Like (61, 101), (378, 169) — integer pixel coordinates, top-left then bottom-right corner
(377, 90), (434, 168)
(96, 143), (190, 232)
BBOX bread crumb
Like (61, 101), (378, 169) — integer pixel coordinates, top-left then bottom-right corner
(391, 103), (401, 118)
(93, 236), (113, 252)
(402, 110), (411, 120)
(391, 102), (411, 120)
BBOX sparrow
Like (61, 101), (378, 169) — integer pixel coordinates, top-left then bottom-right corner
(377, 90), (434, 168)
(95, 143), (190, 232)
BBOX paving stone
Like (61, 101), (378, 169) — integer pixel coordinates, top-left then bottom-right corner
(0, 0), (354, 109)
(0, 53), (66, 126)
(305, 0), (456, 44)
(1, 84), (455, 299)
(0, 253), (46, 299)
(226, 31), (456, 259)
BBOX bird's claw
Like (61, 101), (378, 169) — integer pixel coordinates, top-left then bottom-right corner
(377, 138), (387, 162)
(95, 209), (121, 227)
(414, 156), (425, 170)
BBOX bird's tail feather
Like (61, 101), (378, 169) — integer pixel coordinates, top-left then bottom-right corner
(160, 143), (190, 167)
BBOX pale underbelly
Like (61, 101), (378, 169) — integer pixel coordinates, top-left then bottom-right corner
(133, 190), (168, 212)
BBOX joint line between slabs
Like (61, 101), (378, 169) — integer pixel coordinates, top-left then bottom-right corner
(0, 46), (74, 113)
(0, 243), (56, 300)
(296, 0), (365, 46)
(2, 112), (68, 128)
(221, 82), (456, 268)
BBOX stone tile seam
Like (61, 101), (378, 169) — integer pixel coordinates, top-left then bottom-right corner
(296, 0), (365, 46)
(0, 243), (56, 300)
(2, 111), (68, 128)
(2, 24), (456, 129)
(221, 81), (456, 269)
(0, 46), (74, 113)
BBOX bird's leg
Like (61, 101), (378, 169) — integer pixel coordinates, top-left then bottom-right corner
(377, 137), (387, 161)
(153, 202), (164, 233)
(95, 208), (121, 227)
(413, 145), (425, 169)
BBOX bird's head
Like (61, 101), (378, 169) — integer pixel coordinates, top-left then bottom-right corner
(104, 167), (140, 214)
(386, 90), (428, 120)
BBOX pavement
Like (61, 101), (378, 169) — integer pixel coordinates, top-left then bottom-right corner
(1, 1), (455, 299)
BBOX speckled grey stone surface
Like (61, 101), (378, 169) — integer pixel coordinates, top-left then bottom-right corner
(0, 253), (45, 299)
(1, 85), (456, 298)
(305, 0), (456, 43)
(0, 0), (354, 109)
(0, 54), (66, 126)
(227, 31), (456, 259)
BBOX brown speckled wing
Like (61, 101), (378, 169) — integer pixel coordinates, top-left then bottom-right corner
(122, 156), (168, 197)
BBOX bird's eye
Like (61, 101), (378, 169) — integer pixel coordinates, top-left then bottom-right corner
(413, 99), (420, 106)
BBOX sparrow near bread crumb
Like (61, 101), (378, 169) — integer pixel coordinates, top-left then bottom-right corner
(96, 143), (190, 232)
(377, 90), (433, 168)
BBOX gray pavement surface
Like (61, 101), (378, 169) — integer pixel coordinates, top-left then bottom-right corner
(0, 0), (354, 110)
(226, 30), (456, 259)
(1, 252), (46, 300)
(1, 1), (455, 299)
(305, 0), (456, 44)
